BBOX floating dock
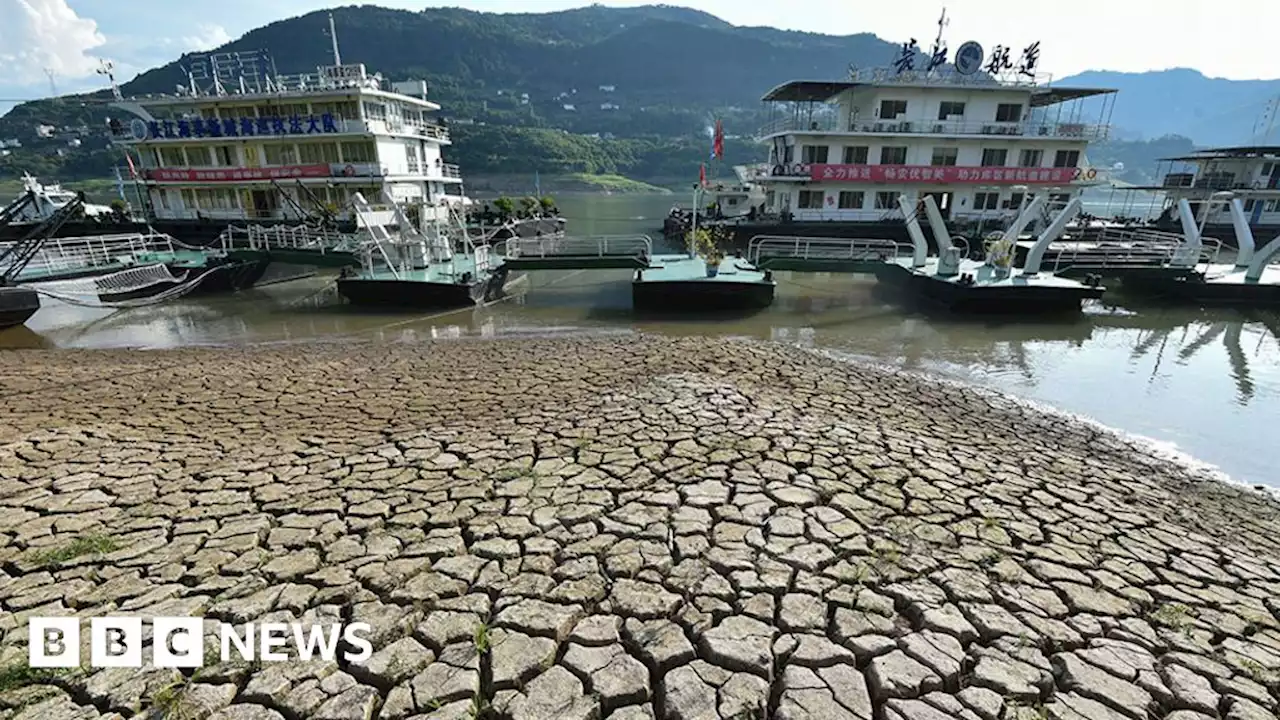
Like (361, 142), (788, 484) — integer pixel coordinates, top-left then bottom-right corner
(877, 195), (1104, 314)
(1115, 198), (1280, 306)
(745, 194), (1104, 315)
(633, 254), (775, 312)
(336, 192), (511, 310)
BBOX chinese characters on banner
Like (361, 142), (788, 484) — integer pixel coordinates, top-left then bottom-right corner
(146, 113), (341, 140)
(145, 164), (335, 182)
(808, 164), (1078, 184)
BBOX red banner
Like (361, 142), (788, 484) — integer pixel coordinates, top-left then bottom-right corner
(809, 164), (1082, 184)
(145, 164), (332, 182)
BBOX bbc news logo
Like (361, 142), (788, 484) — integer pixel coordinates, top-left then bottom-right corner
(30, 617), (373, 668)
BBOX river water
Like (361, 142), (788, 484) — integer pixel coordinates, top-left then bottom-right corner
(2, 193), (1276, 489)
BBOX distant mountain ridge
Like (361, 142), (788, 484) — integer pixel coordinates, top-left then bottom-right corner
(2, 4), (1279, 186)
(1059, 68), (1280, 147)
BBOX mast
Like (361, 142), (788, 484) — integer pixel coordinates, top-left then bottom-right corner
(328, 13), (342, 66)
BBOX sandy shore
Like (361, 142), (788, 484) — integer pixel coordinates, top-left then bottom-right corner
(0, 336), (1278, 720)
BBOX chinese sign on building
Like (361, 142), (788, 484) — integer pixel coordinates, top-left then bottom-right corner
(145, 165), (334, 182)
(809, 164), (1080, 184)
(146, 113), (340, 140)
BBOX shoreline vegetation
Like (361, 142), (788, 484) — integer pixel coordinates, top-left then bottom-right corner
(1, 335), (1278, 719)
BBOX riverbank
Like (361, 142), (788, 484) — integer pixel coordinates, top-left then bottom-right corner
(0, 336), (1278, 720)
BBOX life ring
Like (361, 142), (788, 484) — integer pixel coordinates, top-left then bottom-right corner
(1084, 168), (1097, 180)
(342, 164), (356, 177)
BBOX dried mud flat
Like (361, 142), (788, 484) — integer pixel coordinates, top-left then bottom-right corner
(0, 336), (1279, 720)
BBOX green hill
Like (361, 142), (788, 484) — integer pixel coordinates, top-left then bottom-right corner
(0, 4), (896, 186)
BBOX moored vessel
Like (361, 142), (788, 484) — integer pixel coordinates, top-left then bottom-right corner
(669, 14), (1117, 254)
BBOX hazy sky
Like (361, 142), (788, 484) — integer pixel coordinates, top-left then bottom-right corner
(1, 0), (1276, 111)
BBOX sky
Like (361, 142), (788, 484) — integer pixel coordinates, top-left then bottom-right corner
(1, 0), (1277, 113)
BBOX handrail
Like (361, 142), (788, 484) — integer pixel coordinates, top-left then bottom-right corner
(1048, 234), (1225, 275)
(747, 235), (909, 265)
(502, 234), (653, 259)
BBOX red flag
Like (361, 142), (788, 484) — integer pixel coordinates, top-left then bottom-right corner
(124, 151), (137, 178)
(699, 163), (706, 187)
(713, 119), (724, 160)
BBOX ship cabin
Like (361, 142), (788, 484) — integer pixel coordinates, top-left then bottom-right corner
(1144, 146), (1280, 229)
(108, 61), (462, 228)
(753, 67), (1117, 226)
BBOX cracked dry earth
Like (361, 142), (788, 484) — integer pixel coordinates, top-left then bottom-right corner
(0, 337), (1279, 720)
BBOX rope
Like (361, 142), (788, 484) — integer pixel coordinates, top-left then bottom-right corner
(32, 265), (229, 309)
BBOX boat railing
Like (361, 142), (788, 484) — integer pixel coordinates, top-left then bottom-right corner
(218, 224), (362, 255)
(1049, 231), (1225, 274)
(501, 234), (653, 260)
(757, 114), (1109, 141)
(6, 231), (185, 280)
(746, 235), (909, 266)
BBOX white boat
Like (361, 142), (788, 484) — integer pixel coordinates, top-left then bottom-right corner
(674, 12), (1119, 249)
(5, 173), (113, 223)
(1134, 145), (1280, 244)
(106, 13), (469, 233)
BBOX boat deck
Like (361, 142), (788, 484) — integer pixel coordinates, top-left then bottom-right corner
(638, 254), (772, 284)
(633, 254), (775, 312)
(354, 256), (498, 284)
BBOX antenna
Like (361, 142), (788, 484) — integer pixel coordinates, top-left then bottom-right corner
(44, 68), (57, 96)
(95, 59), (123, 101)
(933, 7), (949, 52)
(327, 12), (342, 66)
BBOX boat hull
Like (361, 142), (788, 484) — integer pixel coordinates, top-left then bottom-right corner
(632, 277), (776, 312)
(336, 278), (485, 309)
(1118, 276), (1280, 306)
(876, 264), (1103, 314)
(0, 286), (40, 329)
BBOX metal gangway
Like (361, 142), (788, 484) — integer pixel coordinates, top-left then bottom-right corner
(2, 230), (204, 283)
(218, 223), (364, 257)
(500, 234), (653, 270)
(1048, 227), (1224, 278)
(746, 235), (912, 273)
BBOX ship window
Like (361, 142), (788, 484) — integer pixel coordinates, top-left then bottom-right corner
(1018, 149), (1043, 168)
(880, 146), (907, 164)
(874, 192), (897, 210)
(341, 141), (376, 163)
(801, 145), (829, 163)
(180, 189), (195, 208)
(1004, 192), (1025, 209)
(973, 192), (1001, 210)
(838, 191), (864, 209)
(797, 190), (824, 209)
(937, 101), (965, 120)
(930, 147), (958, 166)
(264, 144), (298, 165)
(160, 147), (186, 167)
(842, 146), (868, 164)
(363, 102), (387, 121)
(879, 100), (907, 120)
(214, 146), (236, 166)
(186, 147), (213, 167)
(298, 143), (340, 164)
(995, 104), (1023, 122)
(765, 191), (776, 208)
(981, 149), (1008, 167)
(1053, 150), (1080, 168)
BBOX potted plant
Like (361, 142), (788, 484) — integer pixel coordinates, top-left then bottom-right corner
(686, 227), (726, 277)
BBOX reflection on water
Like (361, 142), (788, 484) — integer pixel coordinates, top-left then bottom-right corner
(1, 192), (1277, 490)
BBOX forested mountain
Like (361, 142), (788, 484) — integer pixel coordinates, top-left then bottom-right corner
(0, 4), (1276, 187)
